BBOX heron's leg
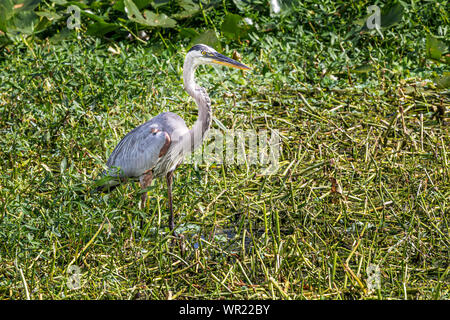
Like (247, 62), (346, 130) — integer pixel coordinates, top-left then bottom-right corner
(139, 170), (153, 210)
(166, 171), (175, 232)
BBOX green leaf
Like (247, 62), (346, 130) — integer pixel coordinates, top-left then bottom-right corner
(381, 3), (404, 28)
(221, 14), (241, 34)
(34, 15), (53, 33)
(426, 35), (447, 61)
(124, 0), (147, 24)
(13, 0), (41, 12)
(113, 0), (152, 12)
(134, 0), (153, 9)
(435, 74), (450, 89)
(0, 0), (14, 32)
(172, 0), (200, 19)
(35, 11), (62, 21)
(143, 10), (177, 28)
(123, 0), (176, 28)
(0, 0), (40, 35)
(191, 29), (220, 49)
(87, 21), (120, 36)
(152, 0), (170, 8)
(112, 0), (125, 12)
(8, 10), (38, 35)
(49, 27), (74, 43)
(221, 13), (249, 40)
(232, 0), (249, 11)
(81, 10), (108, 23)
(179, 27), (199, 39)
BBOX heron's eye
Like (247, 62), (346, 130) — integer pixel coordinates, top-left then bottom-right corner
(201, 51), (206, 55)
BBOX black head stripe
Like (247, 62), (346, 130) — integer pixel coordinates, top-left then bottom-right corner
(188, 44), (210, 53)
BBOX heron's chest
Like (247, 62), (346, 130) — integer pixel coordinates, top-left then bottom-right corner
(152, 152), (184, 178)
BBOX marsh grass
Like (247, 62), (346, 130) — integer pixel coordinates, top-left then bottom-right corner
(0, 1), (449, 300)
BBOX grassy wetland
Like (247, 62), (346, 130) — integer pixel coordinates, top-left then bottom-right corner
(0, 0), (449, 299)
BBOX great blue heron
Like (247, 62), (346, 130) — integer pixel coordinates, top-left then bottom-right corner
(96, 44), (250, 232)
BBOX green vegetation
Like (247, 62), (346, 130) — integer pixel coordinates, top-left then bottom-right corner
(0, 0), (449, 299)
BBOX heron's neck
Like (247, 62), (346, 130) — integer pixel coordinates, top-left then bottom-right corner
(183, 61), (212, 151)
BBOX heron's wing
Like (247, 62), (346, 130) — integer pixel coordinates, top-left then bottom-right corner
(106, 122), (168, 178)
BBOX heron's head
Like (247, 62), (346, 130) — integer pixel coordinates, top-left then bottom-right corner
(186, 44), (250, 71)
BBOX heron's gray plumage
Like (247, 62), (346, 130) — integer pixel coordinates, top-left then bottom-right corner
(106, 112), (188, 179)
(95, 44), (250, 232)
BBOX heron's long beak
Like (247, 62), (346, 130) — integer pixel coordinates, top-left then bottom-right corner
(211, 52), (251, 70)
